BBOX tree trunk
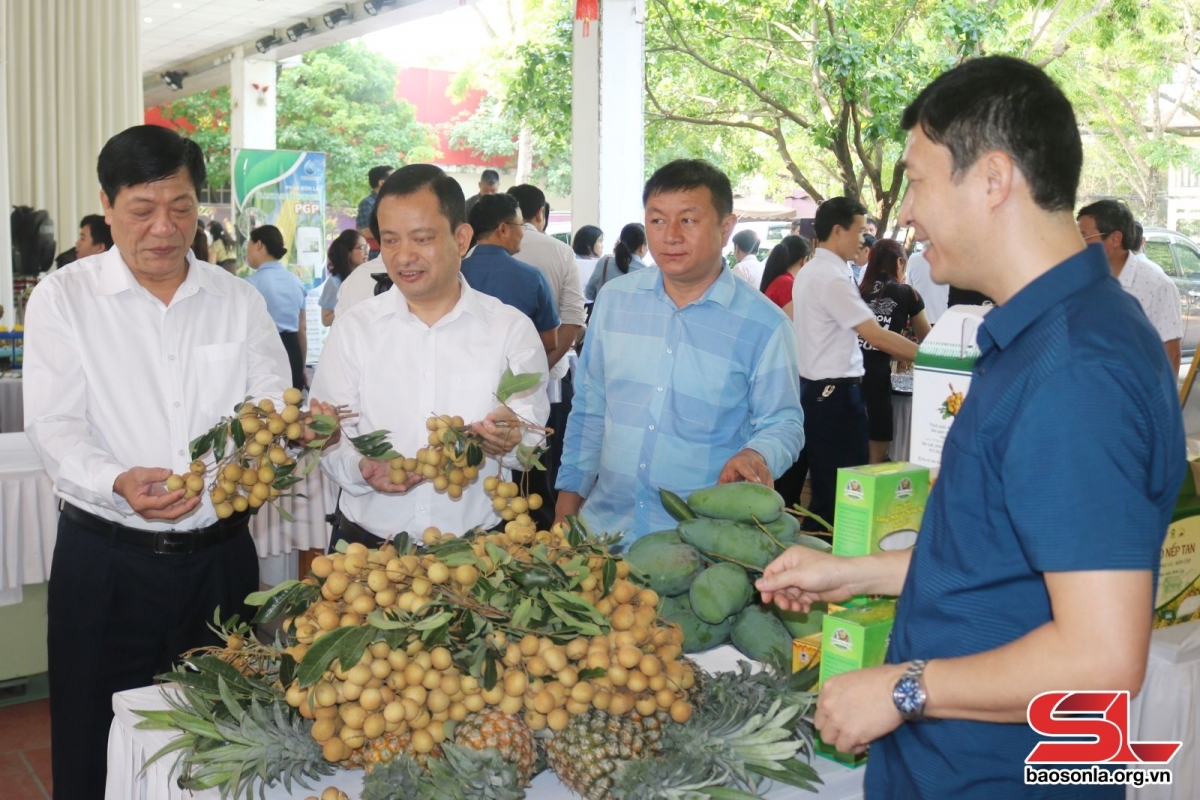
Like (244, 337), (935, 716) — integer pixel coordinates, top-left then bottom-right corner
(516, 125), (533, 185)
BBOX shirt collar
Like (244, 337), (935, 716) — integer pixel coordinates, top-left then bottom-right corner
(471, 244), (509, 258)
(811, 247), (854, 275)
(1117, 253), (1138, 288)
(94, 248), (224, 298)
(635, 263), (737, 309)
(256, 260), (284, 271)
(375, 274), (486, 326)
(977, 245), (1108, 353)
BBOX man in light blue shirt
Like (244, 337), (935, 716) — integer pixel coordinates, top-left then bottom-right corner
(246, 224), (307, 389)
(555, 160), (804, 545)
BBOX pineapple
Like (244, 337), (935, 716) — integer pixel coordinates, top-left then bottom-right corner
(454, 708), (538, 784)
(360, 744), (526, 800)
(356, 730), (443, 771)
(544, 710), (652, 800)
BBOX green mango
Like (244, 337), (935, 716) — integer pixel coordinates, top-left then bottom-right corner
(677, 517), (781, 569)
(730, 603), (793, 664)
(627, 529), (682, 556)
(762, 513), (800, 543)
(660, 594), (732, 654)
(795, 534), (832, 553)
(689, 562), (754, 624)
(774, 602), (827, 638)
(624, 540), (702, 597)
(687, 482), (784, 524)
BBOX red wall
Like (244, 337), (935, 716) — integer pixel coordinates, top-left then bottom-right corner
(397, 67), (512, 169)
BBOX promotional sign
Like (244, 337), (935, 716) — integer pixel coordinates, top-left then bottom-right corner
(232, 149), (327, 288)
(910, 306), (988, 470)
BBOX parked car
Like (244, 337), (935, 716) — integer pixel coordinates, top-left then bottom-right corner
(1141, 227), (1200, 357)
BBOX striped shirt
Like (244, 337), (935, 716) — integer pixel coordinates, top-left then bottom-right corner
(557, 266), (804, 544)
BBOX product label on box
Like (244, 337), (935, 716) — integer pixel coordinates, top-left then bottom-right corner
(833, 464), (929, 558)
(911, 367), (972, 469)
(1155, 514), (1200, 628)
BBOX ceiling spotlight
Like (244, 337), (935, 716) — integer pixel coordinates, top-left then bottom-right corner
(363, 0), (396, 16)
(161, 70), (187, 90)
(255, 33), (284, 54)
(323, 7), (352, 28)
(286, 21), (316, 42)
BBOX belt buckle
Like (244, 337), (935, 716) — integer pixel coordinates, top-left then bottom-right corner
(153, 530), (190, 555)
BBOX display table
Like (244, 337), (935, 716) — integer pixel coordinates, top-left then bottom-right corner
(0, 432), (334, 597)
(0, 431), (58, 605)
(0, 373), (23, 434)
(107, 646), (866, 800)
(1128, 619), (1200, 800)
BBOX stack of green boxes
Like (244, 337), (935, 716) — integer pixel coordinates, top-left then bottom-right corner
(813, 463), (930, 766)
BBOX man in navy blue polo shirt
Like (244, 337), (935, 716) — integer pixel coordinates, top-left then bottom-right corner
(757, 56), (1185, 798)
(461, 193), (560, 357)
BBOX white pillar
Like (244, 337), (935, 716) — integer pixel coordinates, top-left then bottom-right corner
(230, 49), (277, 153)
(572, 0), (646, 246)
(0, 0), (12, 328)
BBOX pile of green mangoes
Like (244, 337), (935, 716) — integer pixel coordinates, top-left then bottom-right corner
(625, 482), (832, 664)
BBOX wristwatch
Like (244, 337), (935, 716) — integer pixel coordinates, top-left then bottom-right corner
(892, 659), (928, 721)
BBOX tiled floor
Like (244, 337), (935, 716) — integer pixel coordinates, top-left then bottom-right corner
(0, 699), (52, 799)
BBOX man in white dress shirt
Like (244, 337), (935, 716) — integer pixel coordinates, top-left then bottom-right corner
(310, 165), (549, 546)
(731, 229), (764, 287)
(904, 249), (948, 324)
(506, 184), (586, 524)
(23, 125), (291, 800)
(1077, 200), (1183, 374)
(791, 197), (919, 530)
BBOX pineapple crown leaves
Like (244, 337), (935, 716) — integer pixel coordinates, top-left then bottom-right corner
(137, 681), (332, 800)
(609, 751), (735, 799)
(360, 744), (526, 800)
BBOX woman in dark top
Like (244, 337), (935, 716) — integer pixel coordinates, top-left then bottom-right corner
(858, 239), (932, 463)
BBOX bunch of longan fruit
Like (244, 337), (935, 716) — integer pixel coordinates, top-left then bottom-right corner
(168, 388), (307, 518)
(384, 415), (482, 499)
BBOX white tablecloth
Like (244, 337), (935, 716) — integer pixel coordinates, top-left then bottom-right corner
(0, 374), (22, 434)
(1128, 619), (1200, 800)
(107, 646), (865, 800)
(0, 432), (58, 604)
(888, 394), (912, 462)
(0, 432), (333, 600)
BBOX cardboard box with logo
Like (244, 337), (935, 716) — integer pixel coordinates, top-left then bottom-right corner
(833, 463), (930, 558)
(1156, 468), (1200, 628)
(910, 306), (989, 470)
(815, 598), (897, 765)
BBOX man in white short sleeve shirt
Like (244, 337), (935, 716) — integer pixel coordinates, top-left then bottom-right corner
(1077, 200), (1182, 374)
(792, 197), (919, 530)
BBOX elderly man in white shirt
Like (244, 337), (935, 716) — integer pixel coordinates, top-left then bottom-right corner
(22, 125), (291, 799)
(731, 229), (764, 287)
(506, 184), (587, 524)
(311, 165), (549, 547)
(1077, 200), (1183, 374)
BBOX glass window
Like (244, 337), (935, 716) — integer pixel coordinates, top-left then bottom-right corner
(1143, 241), (1176, 276)
(1174, 243), (1200, 280)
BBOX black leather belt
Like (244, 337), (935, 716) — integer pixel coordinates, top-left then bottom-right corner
(61, 502), (249, 555)
(334, 511), (391, 548)
(801, 376), (862, 386)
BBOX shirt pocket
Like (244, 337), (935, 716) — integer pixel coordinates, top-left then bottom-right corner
(191, 342), (248, 420)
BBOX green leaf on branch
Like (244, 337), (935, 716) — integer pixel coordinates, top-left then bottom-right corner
(496, 368), (542, 403)
(244, 580), (300, 607)
(231, 418), (245, 448)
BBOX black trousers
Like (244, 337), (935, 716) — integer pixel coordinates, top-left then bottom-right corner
(796, 379), (869, 531)
(279, 330), (306, 391)
(47, 515), (258, 800)
(513, 377), (573, 531)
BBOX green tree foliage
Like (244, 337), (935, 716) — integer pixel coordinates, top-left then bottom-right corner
(448, 2), (574, 195)
(159, 88), (233, 193)
(158, 42), (439, 208)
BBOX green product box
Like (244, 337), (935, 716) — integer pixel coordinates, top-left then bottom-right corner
(833, 463), (930, 558)
(815, 599), (897, 766)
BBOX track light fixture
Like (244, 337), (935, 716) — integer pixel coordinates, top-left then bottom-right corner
(255, 33), (283, 54)
(323, 7), (352, 28)
(286, 21), (316, 42)
(160, 70), (186, 90)
(363, 0), (396, 16)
